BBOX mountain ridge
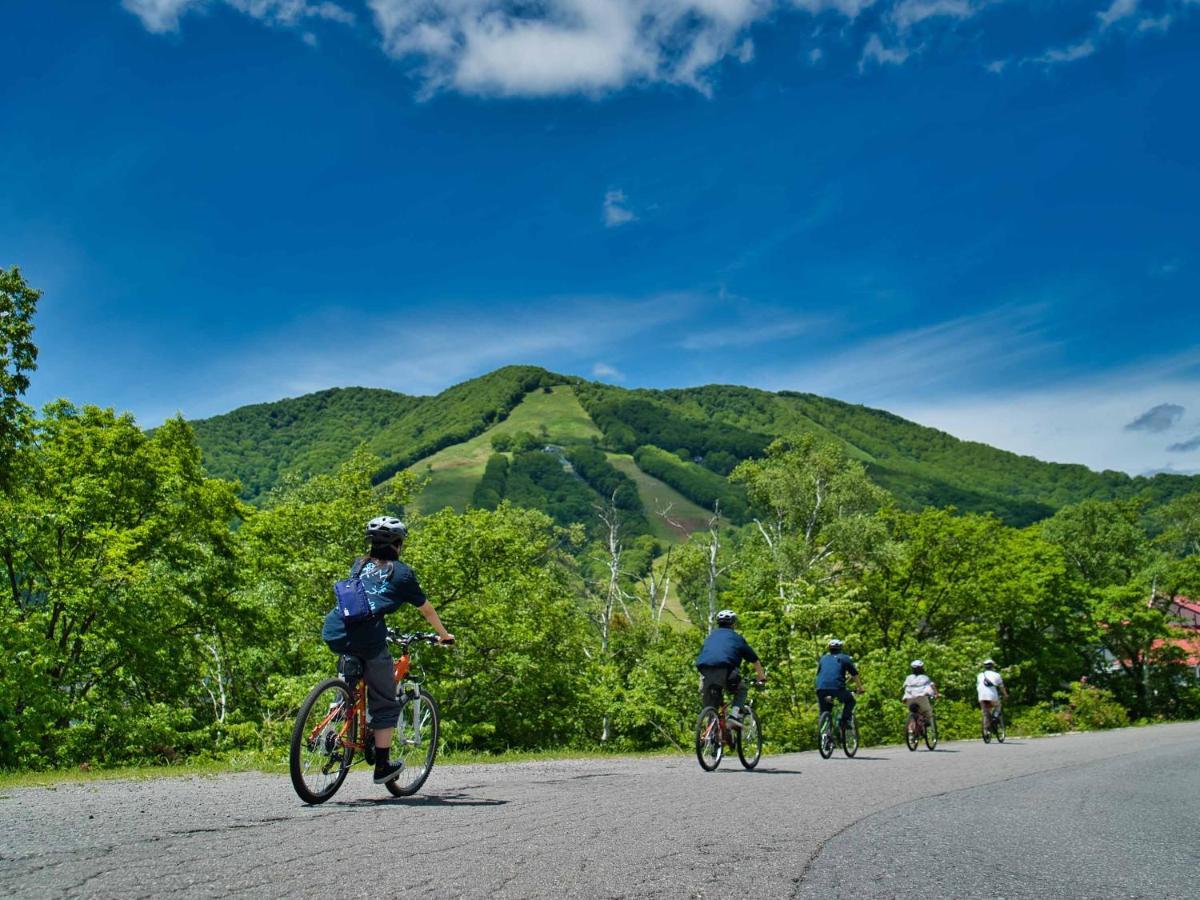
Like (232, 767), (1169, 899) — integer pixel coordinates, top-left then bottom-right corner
(187, 365), (1198, 525)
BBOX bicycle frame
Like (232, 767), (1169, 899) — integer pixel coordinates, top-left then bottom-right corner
(304, 651), (414, 757)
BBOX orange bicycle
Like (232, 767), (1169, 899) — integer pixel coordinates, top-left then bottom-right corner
(289, 630), (444, 804)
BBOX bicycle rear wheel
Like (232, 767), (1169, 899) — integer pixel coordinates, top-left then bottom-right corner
(817, 712), (835, 759)
(696, 707), (723, 771)
(737, 708), (762, 769)
(905, 714), (919, 751)
(290, 678), (355, 804)
(924, 713), (939, 750)
(842, 716), (859, 758)
(385, 687), (441, 797)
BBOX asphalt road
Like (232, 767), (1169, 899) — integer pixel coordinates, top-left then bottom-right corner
(2, 722), (1198, 899)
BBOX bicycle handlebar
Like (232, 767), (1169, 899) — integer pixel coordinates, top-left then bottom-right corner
(386, 629), (453, 647)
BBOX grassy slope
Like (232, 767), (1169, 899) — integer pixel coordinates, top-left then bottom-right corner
(410, 386), (602, 514)
(606, 454), (717, 542)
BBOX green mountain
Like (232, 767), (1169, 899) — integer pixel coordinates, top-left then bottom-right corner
(188, 365), (1198, 526)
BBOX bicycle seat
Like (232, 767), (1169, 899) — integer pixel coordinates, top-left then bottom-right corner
(338, 655), (365, 682)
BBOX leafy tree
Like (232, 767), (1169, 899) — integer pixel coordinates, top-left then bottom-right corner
(0, 267), (40, 488)
(0, 406), (242, 767)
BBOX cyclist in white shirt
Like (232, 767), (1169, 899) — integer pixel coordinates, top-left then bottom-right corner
(976, 659), (1008, 732)
(901, 660), (937, 726)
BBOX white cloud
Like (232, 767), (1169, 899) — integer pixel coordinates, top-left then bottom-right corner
(859, 33), (911, 70)
(603, 189), (637, 227)
(123, 0), (1200, 94)
(889, 0), (976, 32)
(123, 0), (354, 33)
(591, 362), (625, 380)
(1098, 0), (1140, 30)
(1035, 38), (1097, 65)
(1138, 14), (1174, 32)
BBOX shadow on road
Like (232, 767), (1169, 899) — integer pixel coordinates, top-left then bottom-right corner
(338, 791), (509, 809)
(719, 767), (804, 775)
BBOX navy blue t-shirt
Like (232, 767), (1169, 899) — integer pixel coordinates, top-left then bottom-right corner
(695, 627), (759, 670)
(815, 652), (858, 690)
(322, 558), (428, 657)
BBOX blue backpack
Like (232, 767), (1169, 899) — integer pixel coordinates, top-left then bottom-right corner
(333, 559), (391, 625)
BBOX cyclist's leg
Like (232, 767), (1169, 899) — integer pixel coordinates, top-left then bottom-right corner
(698, 666), (728, 709)
(362, 650), (402, 747)
(838, 688), (856, 728)
(728, 670), (747, 712)
(913, 694), (933, 725)
(816, 689), (835, 720)
(980, 700), (993, 730)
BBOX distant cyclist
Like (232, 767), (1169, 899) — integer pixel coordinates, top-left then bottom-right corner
(321, 516), (454, 785)
(977, 659), (1008, 732)
(815, 639), (863, 732)
(695, 609), (766, 728)
(901, 659), (938, 726)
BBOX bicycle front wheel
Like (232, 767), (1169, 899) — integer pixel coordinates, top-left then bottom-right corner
(290, 678), (355, 804)
(905, 714), (919, 752)
(995, 712), (1006, 744)
(737, 708), (762, 769)
(386, 687), (441, 797)
(817, 712), (835, 759)
(842, 717), (859, 758)
(696, 707), (723, 771)
(924, 713), (939, 751)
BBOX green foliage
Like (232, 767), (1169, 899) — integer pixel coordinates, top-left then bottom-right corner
(0, 266), (40, 487)
(472, 453), (509, 510)
(0, 405), (243, 768)
(634, 445), (749, 522)
(1055, 682), (1128, 730)
(565, 446), (644, 515)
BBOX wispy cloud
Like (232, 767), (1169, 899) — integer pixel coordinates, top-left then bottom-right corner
(144, 292), (704, 424)
(603, 189), (636, 228)
(591, 362), (625, 381)
(123, 0), (354, 34)
(1125, 403), (1185, 433)
(123, 1), (1200, 97)
(680, 316), (819, 351)
(859, 34), (911, 71)
(766, 304), (1054, 404)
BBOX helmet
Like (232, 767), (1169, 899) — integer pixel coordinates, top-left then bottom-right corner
(911, 660), (924, 671)
(365, 516), (408, 544)
(983, 658), (996, 669)
(716, 609), (738, 627)
(827, 638), (844, 651)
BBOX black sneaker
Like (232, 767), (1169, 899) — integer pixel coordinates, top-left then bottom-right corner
(373, 760), (405, 784)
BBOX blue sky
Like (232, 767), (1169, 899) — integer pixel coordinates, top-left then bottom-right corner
(2, 1), (1198, 475)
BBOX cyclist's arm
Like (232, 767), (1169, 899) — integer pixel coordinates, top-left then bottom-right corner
(417, 601), (454, 643)
(852, 673), (864, 693)
(752, 660), (766, 682)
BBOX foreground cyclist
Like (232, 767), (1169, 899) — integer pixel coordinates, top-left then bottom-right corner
(321, 516), (454, 785)
(977, 658), (1008, 734)
(695, 609), (766, 727)
(901, 659), (938, 727)
(815, 638), (863, 732)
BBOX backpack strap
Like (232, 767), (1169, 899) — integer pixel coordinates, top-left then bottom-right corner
(349, 557), (367, 578)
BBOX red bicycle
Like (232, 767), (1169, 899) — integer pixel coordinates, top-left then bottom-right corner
(695, 683), (763, 771)
(904, 700), (938, 751)
(289, 630), (445, 804)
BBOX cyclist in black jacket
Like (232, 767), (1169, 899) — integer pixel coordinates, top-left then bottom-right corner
(695, 609), (766, 727)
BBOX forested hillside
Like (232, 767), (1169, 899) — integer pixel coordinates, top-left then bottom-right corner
(187, 365), (1200, 524)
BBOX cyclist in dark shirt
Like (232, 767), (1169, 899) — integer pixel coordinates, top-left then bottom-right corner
(815, 638), (863, 730)
(322, 516), (454, 785)
(695, 609), (766, 726)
